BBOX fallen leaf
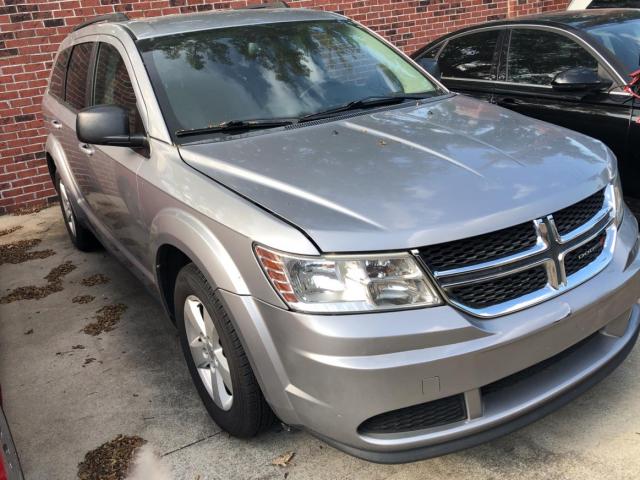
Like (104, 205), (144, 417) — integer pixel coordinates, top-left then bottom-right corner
(24, 329), (34, 335)
(0, 238), (54, 266)
(82, 303), (128, 336)
(83, 357), (96, 367)
(0, 226), (22, 237)
(77, 434), (146, 480)
(271, 451), (295, 467)
(80, 274), (111, 287)
(72, 295), (95, 304)
(0, 261), (75, 304)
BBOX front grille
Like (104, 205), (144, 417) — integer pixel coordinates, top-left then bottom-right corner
(564, 233), (606, 277)
(419, 222), (537, 271)
(418, 187), (613, 317)
(482, 332), (598, 397)
(553, 189), (605, 235)
(448, 266), (548, 309)
(358, 394), (466, 435)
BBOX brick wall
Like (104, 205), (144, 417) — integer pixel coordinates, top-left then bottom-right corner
(0, 0), (569, 214)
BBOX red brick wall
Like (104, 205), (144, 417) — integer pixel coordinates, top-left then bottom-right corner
(0, 0), (569, 214)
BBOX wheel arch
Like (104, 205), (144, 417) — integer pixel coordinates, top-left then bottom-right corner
(44, 134), (80, 203)
(150, 208), (251, 322)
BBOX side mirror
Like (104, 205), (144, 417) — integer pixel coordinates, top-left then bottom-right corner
(417, 57), (442, 81)
(76, 105), (148, 148)
(551, 67), (612, 92)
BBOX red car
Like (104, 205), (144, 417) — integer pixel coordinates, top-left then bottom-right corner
(0, 387), (23, 480)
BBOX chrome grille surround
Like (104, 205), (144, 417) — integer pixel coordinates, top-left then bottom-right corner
(416, 185), (617, 318)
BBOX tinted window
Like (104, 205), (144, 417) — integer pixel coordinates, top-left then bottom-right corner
(588, 0), (640, 8)
(138, 20), (440, 135)
(65, 43), (93, 110)
(417, 43), (444, 60)
(437, 30), (500, 80)
(93, 43), (143, 134)
(585, 18), (640, 76)
(507, 29), (598, 85)
(50, 48), (71, 100)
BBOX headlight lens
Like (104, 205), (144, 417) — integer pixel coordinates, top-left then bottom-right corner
(611, 174), (624, 226)
(255, 245), (441, 313)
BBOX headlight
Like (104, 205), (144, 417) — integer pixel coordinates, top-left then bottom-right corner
(255, 245), (441, 313)
(611, 174), (624, 226)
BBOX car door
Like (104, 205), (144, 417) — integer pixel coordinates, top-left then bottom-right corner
(82, 39), (148, 263)
(493, 27), (632, 181)
(56, 42), (99, 204)
(428, 28), (505, 102)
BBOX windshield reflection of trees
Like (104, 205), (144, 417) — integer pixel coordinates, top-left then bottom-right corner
(146, 21), (362, 98)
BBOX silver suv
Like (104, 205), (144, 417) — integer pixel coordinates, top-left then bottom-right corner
(43, 7), (640, 463)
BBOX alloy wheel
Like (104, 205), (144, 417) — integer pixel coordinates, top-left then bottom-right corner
(59, 181), (76, 238)
(183, 295), (233, 411)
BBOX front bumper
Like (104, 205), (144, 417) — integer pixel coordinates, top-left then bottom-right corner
(219, 208), (640, 462)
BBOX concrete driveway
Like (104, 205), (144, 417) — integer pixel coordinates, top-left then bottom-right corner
(1, 206), (640, 480)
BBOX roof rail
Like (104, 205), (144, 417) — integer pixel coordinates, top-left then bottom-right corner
(72, 13), (129, 32)
(244, 1), (290, 9)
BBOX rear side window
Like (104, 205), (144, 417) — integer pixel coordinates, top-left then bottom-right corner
(507, 29), (598, 85)
(93, 43), (143, 134)
(65, 43), (93, 111)
(438, 30), (500, 80)
(49, 48), (71, 100)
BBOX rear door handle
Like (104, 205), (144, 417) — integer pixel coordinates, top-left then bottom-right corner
(51, 119), (62, 129)
(78, 143), (94, 156)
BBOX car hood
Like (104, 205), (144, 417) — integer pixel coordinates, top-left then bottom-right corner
(179, 94), (613, 253)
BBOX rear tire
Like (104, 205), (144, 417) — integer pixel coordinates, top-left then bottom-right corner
(56, 173), (99, 251)
(174, 263), (275, 437)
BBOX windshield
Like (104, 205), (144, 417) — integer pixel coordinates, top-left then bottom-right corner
(584, 18), (640, 76)
(138, 20), (441, 137)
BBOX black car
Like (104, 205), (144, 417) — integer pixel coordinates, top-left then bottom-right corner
(412, 9), (640, 197)
(568, 0), (640, 9)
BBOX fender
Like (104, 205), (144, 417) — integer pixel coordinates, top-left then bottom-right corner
(149, 207), (250, 295)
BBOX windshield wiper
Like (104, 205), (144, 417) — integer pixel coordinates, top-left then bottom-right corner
(299, 93), (435, 122)
(176, 118), (296, 138)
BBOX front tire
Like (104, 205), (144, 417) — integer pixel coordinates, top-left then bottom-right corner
(56, 174), (99, 251)
(174, 263), (275, 437)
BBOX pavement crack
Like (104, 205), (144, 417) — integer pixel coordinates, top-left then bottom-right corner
(161, 431), (222, 457)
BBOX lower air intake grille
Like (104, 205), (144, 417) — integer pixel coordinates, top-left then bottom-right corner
(448, 266), (548, 309)
(358, 394), (467, 435)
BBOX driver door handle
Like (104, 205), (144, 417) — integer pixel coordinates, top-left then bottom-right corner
(78, 143), (94, 156)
